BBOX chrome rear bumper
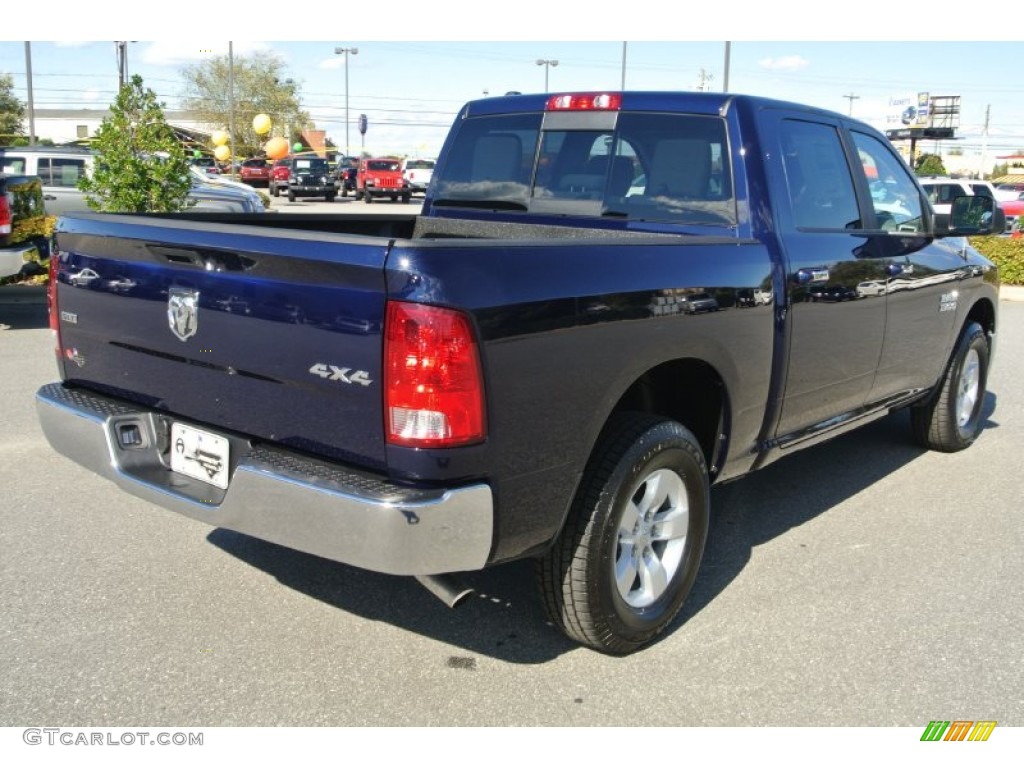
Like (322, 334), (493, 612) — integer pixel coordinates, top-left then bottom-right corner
(35, 383), (493, 576)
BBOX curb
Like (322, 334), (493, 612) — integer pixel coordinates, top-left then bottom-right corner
(1001, 285), (1024, 302)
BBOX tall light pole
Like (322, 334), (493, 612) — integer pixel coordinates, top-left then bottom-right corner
(536, 58), (558, 92)
(335, 46), (359, 155)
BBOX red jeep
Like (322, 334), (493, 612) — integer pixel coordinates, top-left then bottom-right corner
(356, 157), (410, 203)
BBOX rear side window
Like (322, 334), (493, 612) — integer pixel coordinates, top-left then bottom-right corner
(779, 119), (860, 230)
(37, 158), (87, 187)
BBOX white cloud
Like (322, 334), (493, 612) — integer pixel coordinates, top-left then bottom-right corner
(139, 41), (272, 67)
(758, 55), (809, 71)
(81, 88), (101, 102)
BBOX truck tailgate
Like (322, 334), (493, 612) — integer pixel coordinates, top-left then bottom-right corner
(53, 213), (391, 469)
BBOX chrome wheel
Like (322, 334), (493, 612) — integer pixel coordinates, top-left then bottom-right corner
(616, 468), (689, 608)
(956, 348), (980, 428)
(537, 414), (710, 653)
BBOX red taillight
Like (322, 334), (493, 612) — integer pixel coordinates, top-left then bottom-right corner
(48, 250), (63, 361)
(546, 92), (622, 112)
(384, 301), (485, 448)
(0, 193), (12, 235)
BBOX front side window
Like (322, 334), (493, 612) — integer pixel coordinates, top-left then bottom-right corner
(779, 119), (860, 230)
(852, 131), (924, 233)
(1, 156), (26, 174)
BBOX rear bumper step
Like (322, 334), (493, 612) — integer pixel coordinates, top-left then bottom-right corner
(35, 383), (493, 576)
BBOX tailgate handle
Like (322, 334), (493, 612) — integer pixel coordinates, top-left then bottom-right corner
(148, 246), (255, 272)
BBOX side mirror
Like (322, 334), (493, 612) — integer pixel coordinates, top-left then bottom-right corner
(944, 195), (1005, 237)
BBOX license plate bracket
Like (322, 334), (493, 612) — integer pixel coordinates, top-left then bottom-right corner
(170, 423), (230, 490)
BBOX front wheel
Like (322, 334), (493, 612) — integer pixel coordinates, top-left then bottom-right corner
(911, 321), (990, 452)
(537, 414), (709, 654)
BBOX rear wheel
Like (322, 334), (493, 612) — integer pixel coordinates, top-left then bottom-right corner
(537, 413), (709, 654)
(911, 321), (990, 452)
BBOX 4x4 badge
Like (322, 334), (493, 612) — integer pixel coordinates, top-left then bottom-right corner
(168, 288), (199, 341)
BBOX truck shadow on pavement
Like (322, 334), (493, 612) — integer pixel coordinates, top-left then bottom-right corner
(208, 394), (998, 664)
(0, 284), (49, 330)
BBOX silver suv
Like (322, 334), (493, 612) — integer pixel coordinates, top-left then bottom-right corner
(0, 146), (265, 215)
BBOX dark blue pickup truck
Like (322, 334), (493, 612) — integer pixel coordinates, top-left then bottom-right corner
(36, 92), (1002, 653)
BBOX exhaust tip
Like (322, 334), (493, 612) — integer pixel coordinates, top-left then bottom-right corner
(415, 574), (475, 608)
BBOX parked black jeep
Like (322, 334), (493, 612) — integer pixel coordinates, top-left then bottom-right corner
(286, 156), (335, 202)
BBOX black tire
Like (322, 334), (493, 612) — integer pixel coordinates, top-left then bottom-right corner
(287, 191), (296, 202)
(537, 413), (710, 654)
(365, 192), (373, 204)
(911, 321), (990, 452)
(401, 193), (411, 204)
(341, 187), (348, 198)
(326, 194), (335, 202)
(271, 182), (279, 197)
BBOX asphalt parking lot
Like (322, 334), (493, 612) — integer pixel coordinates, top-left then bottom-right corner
(1, 277), (1022, 729)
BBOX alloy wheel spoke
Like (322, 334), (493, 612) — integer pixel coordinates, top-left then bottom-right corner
(616, 548), (639, 598)
(638, 548), (669, 601)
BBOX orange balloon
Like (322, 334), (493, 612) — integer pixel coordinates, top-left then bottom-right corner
(265, 136), (290, 161)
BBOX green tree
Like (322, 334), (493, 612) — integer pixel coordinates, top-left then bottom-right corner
(180, 52), (310, 159)
(915, 153), (946, 176)
(78, 75), (192, 213)
(0, 72), (26, 137)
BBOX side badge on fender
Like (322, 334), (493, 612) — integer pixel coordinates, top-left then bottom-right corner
(168, 288), (200, 341)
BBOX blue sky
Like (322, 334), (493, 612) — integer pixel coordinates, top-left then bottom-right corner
(1, 7), (1022, 159)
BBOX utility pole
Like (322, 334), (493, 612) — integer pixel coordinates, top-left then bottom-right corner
(980, 104), (990, 179)
(723, 42), (731, 92)
(228, 42), (236, 171)
(24, 42), (36, 144)
(696, 68), (713, 92)
(621, 42), (627, 90)
(115, 41), (128, 88)
(843, 93), (859, 116)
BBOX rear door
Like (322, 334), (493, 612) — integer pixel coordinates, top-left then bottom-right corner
(760, 110), (890, 438)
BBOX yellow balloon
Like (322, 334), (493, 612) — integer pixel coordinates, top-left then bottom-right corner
(265, 136), (290, 161)
(213, 144), (231, 162)
(252, 114), (272, 135)
(211, 130), (229, 147)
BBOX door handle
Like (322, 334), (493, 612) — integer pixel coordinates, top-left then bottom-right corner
(795, 268), (830, 285)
